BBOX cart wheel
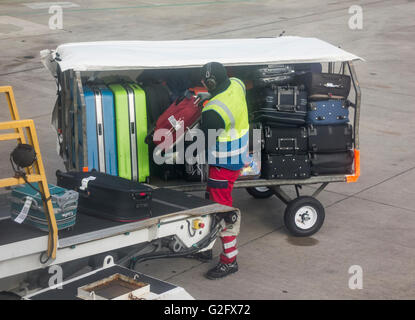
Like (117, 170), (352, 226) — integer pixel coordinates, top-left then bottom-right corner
(246, 187), (274, 199)
(284, 196), (325, 237)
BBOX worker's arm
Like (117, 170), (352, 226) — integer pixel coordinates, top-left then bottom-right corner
(200, 110), (225, 151)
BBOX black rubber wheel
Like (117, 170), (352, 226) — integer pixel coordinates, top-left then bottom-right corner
(246, 186), (274, 199)
(284, 196), (325, 237)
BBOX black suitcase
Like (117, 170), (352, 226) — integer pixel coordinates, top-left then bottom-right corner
(261, 86), (307, 108)
(253, 106), (307, 126)
(274, 86), (308, 107)
(310, 151), (354, 175)
(264, 126), (308, 154)
(253, 86), (308, 126)
(262, 154), (311, 179)
(293, 63), (322, 75)
(253, 65), (295, 86)
(143, 83), (172, 128)
(308, 124), (353, 153)
(297, 72), (351, 100)
(56, 170), (152, 222)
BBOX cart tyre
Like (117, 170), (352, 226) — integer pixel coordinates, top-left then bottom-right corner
(284, 196), (325, 237)
(246, 187), (274, 199)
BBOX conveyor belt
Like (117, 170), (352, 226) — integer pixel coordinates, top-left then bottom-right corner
(0, 188), (213, 247)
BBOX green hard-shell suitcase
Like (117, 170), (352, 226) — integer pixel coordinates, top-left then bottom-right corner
(109, 83), (150, 182)
(10, 183), (78, 232)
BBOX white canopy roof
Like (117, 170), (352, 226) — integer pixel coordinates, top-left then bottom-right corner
(41, 36), (363, 73)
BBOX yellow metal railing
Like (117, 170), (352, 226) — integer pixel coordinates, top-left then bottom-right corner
(0, 86), (58, 261)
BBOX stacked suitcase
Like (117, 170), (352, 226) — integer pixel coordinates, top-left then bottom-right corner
(72, 82), (153, 183)
(256, 85), (311, 179)
(299, 72), (355, 175)
(108, 83), (150, 182)
(70, 66), (355, 185)
(249, 65), (355, 180)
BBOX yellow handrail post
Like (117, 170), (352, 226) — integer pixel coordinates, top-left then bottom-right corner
(0, 86), (58, 261)
(1, 86), (32, 175)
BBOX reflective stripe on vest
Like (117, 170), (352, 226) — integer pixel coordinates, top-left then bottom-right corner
(230, 77), (246, 95)
(212, 140), (248, 158)
(205, 99), (236, 130)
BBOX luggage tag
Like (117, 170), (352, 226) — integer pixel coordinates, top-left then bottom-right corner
(168, 115), (183, 132)
(79, 176), (96, 192)
(14, 197), (33, 224)
(324, 82), (342, 88)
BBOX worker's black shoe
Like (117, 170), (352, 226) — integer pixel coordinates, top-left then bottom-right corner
(187, 249), (212, 263)
(205, 260), (238, 280)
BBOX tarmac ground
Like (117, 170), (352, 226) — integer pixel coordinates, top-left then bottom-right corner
(0, 0), (414, 299)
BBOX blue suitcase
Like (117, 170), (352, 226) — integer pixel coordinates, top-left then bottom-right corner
(81, 85), (118, 175)
(307, 100), (349, 125)
(10, 183), (78, 232)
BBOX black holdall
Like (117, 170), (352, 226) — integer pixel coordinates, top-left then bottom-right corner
(264, 126), (308, 155)
(297, 72), (351, 100)
(308, 124), (353, 153)
(56, 170), (152, 222)
(262, 154), (311, 180)
(310, 151), (354, 176)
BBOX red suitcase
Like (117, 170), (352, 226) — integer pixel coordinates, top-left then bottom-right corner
(153, 90), (208, 152)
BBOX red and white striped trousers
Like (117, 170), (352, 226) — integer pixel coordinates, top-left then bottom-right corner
(206, 166), (240, 264)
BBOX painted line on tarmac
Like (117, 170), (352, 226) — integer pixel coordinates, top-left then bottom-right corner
(0, 66), (44, 77)
(23, 2), (79, 9)
(1, 0), (256, 16)
(325, 166), (415, 210)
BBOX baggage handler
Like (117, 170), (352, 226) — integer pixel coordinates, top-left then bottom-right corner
(198, 62), (250, 279)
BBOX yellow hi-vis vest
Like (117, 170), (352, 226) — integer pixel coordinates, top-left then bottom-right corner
(202, 77), (250, 170)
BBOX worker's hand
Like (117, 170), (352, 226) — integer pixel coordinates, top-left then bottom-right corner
(197, 92), (211, 101)
(196, 92), (211, 107)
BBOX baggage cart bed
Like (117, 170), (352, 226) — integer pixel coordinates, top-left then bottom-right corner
(0, 188), (234, 280)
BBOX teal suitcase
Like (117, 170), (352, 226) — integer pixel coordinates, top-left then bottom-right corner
(10, 183), (78, 232)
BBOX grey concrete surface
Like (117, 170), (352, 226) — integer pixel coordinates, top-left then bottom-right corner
(0, 0), (414, 299)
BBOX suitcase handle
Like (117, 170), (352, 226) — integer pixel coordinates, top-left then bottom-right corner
(277, 87), (297, 106)
(345, 100), (355, 108)
(278, 138), (298, 151)
(55, 190), (79, 210)
(275, 105), (297, 112)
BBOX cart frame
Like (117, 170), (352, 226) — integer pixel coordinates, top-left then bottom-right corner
(58, 60), (360, 202)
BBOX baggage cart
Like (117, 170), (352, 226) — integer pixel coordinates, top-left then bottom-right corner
(41, 37), (362, 238)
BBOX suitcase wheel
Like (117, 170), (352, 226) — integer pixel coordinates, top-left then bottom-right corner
(284, 196), (325, 237)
